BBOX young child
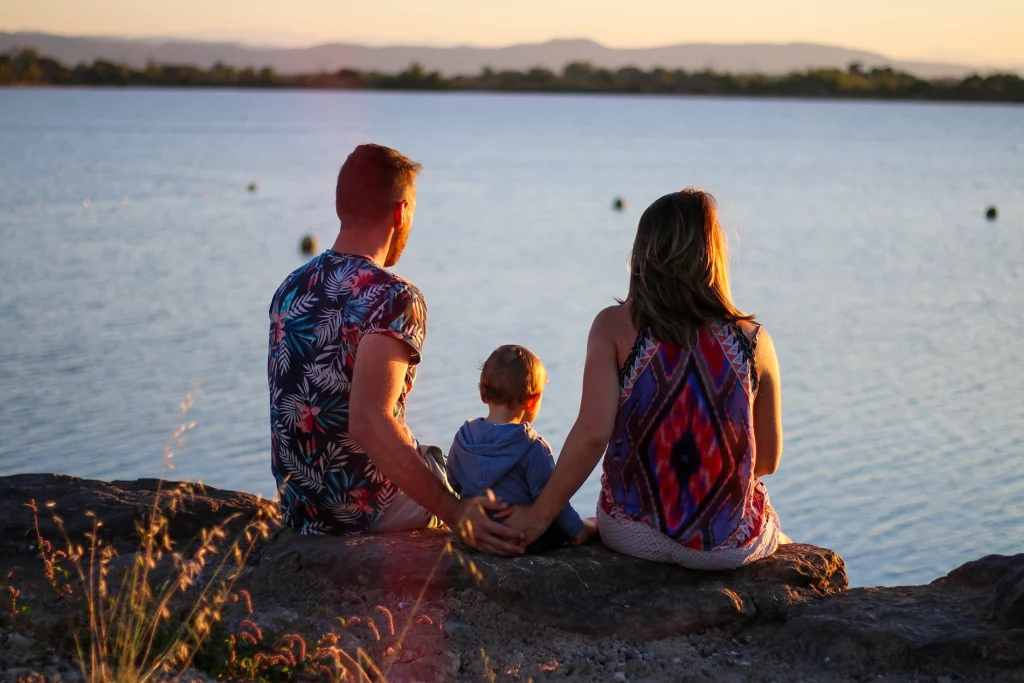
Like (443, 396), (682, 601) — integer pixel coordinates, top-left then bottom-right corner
(447, 344), (597, 553)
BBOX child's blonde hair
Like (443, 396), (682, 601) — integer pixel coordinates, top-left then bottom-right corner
(479, 345), (547, 407)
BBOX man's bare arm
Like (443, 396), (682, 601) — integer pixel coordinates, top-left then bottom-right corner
(349, 334), (524, 555)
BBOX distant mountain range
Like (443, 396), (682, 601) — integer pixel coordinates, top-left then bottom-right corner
(0, 32), (1008, 79)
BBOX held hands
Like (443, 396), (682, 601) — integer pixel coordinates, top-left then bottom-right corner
(446, 492), (525, 557)
(571, 516), (598, 545)
(494, 503), (550, 548)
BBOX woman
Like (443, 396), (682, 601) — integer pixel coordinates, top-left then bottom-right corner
(502, 189), (784, 569)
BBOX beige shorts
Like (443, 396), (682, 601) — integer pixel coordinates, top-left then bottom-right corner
(369, 444), (450, 533)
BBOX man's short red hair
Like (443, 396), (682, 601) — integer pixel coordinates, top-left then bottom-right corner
(336, 144), (422, 225)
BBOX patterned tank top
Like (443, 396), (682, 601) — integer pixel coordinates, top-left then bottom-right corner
(599, 320), (771, 551)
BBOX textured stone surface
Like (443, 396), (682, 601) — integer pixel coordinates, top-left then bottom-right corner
(782, 553), (1024, 666)
(988, 558), (1024, 628)
(257, 529), (847, 639)
(5, 474), (1024, 681)
(0, 473), (276, 554)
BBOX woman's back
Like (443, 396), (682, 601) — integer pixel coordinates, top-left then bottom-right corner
(600, 315), (770, 551)
(500, 189), (783, 569)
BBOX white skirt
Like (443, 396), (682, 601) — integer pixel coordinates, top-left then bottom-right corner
(597, 507), (781, 571)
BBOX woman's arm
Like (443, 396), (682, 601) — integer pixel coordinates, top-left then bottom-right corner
(501, 308), (622, 545)
(752, 328), (783, 477)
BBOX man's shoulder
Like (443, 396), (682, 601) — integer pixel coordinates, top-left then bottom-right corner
(368, 271), (427, 325)
(274, 252), (424, 300)
(380, 271), (425, 304)
(271, 254), (325, 307)
(343, 256), (425, 308)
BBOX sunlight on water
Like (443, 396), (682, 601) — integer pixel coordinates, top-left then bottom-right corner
(1, 89), (1022, 587)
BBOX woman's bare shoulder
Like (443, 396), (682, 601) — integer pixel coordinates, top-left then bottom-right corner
(592, 304), (638, 365)
(593, 303), (635, 337)
(733, 319), (777, 368)
(751, 324), (779, 376)
(735, 318), (762, 342)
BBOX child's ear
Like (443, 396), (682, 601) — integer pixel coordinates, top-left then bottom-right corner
(524, 394), (541, 412)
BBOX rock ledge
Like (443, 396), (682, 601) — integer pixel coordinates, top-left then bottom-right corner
(260, 529), (847, 638)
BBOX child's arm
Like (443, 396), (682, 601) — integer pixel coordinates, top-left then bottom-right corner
(524, 440), (584, 538)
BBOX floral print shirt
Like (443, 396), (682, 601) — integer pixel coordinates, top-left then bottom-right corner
(268, 250), (427, 535)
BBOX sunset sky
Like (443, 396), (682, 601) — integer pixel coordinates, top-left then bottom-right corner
(4, 0), (1023, 68)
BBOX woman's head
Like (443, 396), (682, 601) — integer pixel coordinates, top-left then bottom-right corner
(627, 189), (753, 346)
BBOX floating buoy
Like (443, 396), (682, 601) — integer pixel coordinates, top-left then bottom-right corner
(82, 199), (90, 208)
(247, 182), (258, 193)
(986, 206), (998, 221)
(613, 197), (626, 211)
(121, 196), (129, 205)
(300, 234), (319, 255)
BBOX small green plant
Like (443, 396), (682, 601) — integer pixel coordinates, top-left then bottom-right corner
(2, 568), (31, 627)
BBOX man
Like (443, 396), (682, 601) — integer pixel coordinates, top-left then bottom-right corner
(268, 144), (523, 555)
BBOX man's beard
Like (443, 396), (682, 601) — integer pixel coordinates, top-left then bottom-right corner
(384, 222), (411, 267)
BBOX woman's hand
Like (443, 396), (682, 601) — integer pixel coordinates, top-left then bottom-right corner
(495, 504), (553, 548)
(571, 517), (598, 545)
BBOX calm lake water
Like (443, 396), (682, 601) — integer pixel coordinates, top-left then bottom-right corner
(1, 89), (1022, 587)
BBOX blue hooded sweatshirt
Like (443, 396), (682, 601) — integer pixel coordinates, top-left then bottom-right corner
(447, 418), (584, 538)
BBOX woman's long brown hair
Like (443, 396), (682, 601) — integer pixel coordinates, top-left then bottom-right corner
(626, 188), (754, 346)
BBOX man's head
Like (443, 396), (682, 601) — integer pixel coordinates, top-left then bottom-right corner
(479, 345), (548, 424)
(336, 144), (423, 267)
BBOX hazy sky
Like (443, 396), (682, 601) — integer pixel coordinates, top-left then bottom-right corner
(4, 0), (1023, 67)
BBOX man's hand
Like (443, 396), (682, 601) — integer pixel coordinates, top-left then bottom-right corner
(446, 495), (525, 557)
(495, 503), (553, 548)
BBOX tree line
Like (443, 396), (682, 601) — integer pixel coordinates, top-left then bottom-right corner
(2, 47), (1022, 103)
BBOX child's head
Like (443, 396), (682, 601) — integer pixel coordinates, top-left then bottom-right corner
(479, 345), (547, 423)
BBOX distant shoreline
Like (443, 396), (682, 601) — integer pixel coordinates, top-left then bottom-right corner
(3, 48), (1023, 104)
(7, 84), (1024, 109)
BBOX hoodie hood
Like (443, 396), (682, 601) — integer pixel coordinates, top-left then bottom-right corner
(448, 418), (539, 495)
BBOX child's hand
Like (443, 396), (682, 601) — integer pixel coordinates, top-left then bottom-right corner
(571, 517), (598, 545)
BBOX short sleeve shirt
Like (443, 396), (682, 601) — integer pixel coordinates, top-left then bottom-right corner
(268, 250), (427, 535)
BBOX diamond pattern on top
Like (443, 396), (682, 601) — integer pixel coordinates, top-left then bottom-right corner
(600, 320), (767, 551)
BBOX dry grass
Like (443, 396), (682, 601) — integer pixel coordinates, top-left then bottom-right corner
(16, 386), (502, 682)
(26, 386), (277, 682)
(215, 590), (390, 682)
(2, 567), (30, 628)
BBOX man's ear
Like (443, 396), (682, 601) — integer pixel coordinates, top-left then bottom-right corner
(393, 200), (409, 229)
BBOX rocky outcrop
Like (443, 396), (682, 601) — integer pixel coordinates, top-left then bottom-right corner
(782, 553), (1024, 667)
(0, 473), (275, 554)
(987, 556), (1024, 628)
(3, 474), (1023, 682)
(259, 530), (846, 639)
